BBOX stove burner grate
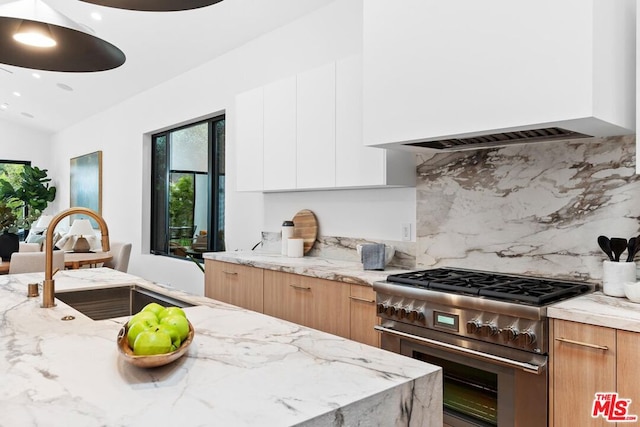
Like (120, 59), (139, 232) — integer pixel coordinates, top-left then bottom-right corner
(386, 268), (589, 305)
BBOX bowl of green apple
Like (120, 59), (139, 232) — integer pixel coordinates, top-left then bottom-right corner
(117, 303), (195, 368)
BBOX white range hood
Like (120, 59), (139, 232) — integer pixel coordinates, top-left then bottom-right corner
(363, 0), (636, 152)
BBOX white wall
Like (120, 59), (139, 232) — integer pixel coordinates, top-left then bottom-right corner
(49, 0), (416, 295)
(0, 119), (53, 176)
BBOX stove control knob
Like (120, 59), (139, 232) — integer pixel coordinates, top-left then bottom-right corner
(376, 304), (386, 314)
(518, 330), (537, 347)
(480, 323), (499, 337)
(502, 327), (519, 342)
(407, 310), (418, 322)
(399, 308), (409, 319)
(385, 306), (397, 317)
(416, 311), (426, 322)
(466, 320), (482, 334)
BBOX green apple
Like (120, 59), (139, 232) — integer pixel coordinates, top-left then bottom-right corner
(158, 306), (186, 321)
(127, 310), (159, 327)
(127, 318), (158, 348)
(160, 315), (190, 341)
(133, 328), (173, 355)
(157, 323), (181, 352)
(141, 302), (166, 317)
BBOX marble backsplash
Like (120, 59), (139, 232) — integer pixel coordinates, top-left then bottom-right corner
(259, 231), (416, 269)
(415, 135), (640, 282)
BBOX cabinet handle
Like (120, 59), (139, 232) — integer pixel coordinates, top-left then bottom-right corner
(349, 296), (375, 304)
(222, 271), (238, 276)
(290, 284), (311, 291)
(555, 337), (609, 351)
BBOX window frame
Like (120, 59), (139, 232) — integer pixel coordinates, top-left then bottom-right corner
(150, 115), (225, 259)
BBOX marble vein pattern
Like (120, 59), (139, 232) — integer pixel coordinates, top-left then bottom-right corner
(415, 135), (640, 282)
(260, 232), (416, 269)
(204, 251), (411, 287)
(548, 291), (640, 332)
(0, 268), (442, 426)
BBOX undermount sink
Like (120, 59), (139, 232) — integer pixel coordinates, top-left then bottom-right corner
(56, 285), (195, 321)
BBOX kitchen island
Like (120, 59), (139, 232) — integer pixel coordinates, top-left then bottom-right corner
(0, 268), (442, 426)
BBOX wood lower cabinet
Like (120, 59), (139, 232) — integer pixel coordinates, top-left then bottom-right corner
(204, 260), (264, 312)
(349, 285), (380, 347)
(263, 270), (350, 339)
(550, 319), (640, 426)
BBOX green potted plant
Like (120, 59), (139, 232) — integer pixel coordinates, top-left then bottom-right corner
(0, 201), (19, 261)
(0, 165), (56, 232)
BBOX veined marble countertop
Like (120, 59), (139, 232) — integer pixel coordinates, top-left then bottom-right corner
(1, 268), (442, 426)
(548, 291), (640, 332)
(203, 251), (411, 287)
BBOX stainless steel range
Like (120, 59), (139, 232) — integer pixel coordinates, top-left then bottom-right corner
(373, 267), (591, 427)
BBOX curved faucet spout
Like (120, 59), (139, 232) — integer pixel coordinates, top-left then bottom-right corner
(42, 207), (110, 308)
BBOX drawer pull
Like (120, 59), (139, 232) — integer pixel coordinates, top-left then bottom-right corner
(222, 271), (238, 276)
(290, 284), (311, 291)
(555, 337), (609, 351)
(349, 296), (375, 304)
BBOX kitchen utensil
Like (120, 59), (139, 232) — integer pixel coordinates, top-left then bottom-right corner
(630, 235), (640, 262)
(597, 236), (614, 261)
(626, 237), (637, 262)
(292, 209), (318, 255)
(117, 320), (195, 368)
(610, 237), (628, 262)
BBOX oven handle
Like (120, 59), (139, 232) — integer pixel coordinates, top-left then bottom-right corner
(374, 325), (545, 375)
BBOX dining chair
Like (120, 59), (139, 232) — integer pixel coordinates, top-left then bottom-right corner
(9, 251), (65, 274)
(19, 242), (41, 252)
(103, 242), (132, 273)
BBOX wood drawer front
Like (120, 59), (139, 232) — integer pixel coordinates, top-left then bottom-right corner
(349, 285), (379, 347)
(264, 270), (350, 339)
(204, 260), (264, 312)
(617, 330), (640, 406)
(553, 320), (616, 427)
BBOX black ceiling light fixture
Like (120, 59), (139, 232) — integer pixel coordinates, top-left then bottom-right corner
(79, 0), (224, 12)
(0, 0), (125, 72)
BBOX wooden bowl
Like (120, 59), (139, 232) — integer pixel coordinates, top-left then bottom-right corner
(117, 320), (195, 368)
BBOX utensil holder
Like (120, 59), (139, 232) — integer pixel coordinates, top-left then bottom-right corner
(602, 261), (636, 297)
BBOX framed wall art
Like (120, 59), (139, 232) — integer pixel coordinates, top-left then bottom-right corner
(70, 151), (102, 226)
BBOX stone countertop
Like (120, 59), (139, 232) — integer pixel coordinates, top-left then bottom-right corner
(548, 291), (640, 332)
(1, 268), (442, 427)
(203, 251), (410, 287)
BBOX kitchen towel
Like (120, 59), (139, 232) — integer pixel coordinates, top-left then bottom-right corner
(361, 243), (386, 270)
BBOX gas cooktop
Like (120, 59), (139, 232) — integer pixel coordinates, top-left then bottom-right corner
(386, 267), (590, 306)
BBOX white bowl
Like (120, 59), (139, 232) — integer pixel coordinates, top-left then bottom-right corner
(356, 244), (395, 266)
(624, 282), (640, 303)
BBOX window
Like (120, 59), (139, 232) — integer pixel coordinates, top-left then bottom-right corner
(151, 116), (225, 261)
(0, 160), (30, 239)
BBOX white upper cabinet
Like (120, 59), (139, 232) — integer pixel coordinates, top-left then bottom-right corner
(363, 0), (636, 150)
(296, 63), (336, 189)
(235, 86), (263, 192)
(263, 76), (297, 191)
(235, 56), (416, 192)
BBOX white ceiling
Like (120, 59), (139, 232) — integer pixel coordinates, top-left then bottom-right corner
(0, 0), (335, 133)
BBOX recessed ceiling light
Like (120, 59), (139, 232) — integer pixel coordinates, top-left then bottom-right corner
(0, 103), (8, 110)
(90, 12), (102, 21)
(21, 112), (34, 118)
(32, 72), (41, 79)
(12, 91), (21, 97)
(57, 83), (73, 91)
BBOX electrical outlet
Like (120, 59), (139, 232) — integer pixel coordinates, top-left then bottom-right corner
(401, 223), (411, 241)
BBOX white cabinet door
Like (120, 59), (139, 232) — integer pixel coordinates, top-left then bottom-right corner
(335, 54), (385, 187)
(296, 62), (336, 189)
(263, 76), (297, 191)
(235, 86), (263, 192)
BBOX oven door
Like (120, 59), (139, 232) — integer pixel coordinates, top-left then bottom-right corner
(376, 322), (548, 427)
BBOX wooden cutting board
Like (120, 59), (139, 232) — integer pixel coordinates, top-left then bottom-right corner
(292, 209), (318, 254)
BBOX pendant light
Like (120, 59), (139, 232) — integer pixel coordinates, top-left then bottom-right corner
(79, 0), (223, 12)
(0, 0), (125, 72)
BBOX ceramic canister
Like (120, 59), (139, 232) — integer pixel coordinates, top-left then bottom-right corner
(602, 261), (636, 297)
(281, 221), (294, 255)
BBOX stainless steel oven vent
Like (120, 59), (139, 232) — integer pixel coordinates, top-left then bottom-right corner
(405, 127), (592, 151)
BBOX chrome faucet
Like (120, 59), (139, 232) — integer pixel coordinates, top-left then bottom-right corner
(42, 207), (110, 308)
